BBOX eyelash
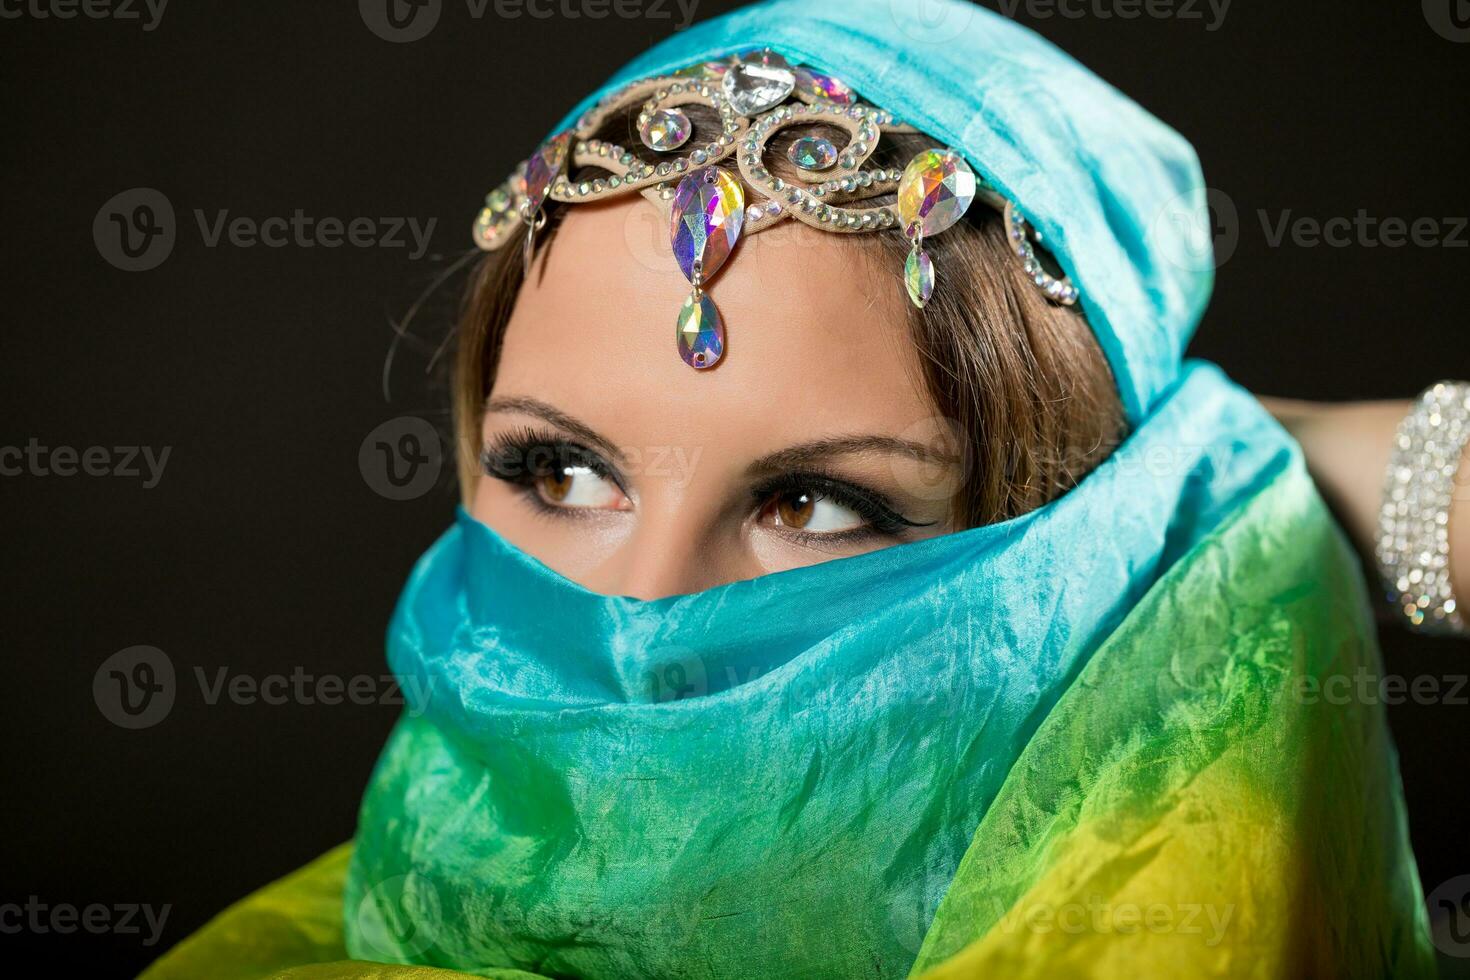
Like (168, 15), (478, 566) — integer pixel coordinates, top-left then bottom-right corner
(749, 472), (928, 541)
(480, 427), (625, 514)
(479, 429), (928, 539)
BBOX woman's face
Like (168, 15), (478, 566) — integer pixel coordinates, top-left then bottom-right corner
(472, 196), (963, 598)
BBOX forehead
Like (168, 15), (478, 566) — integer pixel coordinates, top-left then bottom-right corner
(494, 196), (934, 450)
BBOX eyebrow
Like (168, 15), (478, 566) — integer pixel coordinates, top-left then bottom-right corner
(484, 395), (958, 475)
(483, 395), (628, 465)
(747, 435), (958, 476)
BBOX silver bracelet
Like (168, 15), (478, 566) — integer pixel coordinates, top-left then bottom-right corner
(1376, 381), (1470, 635)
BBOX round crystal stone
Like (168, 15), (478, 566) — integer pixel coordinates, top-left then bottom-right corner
(640, 107), (692, 152)
(897, 149), (977, 237)
(787, 136), (838, 171)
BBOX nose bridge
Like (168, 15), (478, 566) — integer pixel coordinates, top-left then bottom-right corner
(610, 515), (721, 600)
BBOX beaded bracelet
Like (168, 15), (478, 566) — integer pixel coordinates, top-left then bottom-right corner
(1376, 381), (1470, 635)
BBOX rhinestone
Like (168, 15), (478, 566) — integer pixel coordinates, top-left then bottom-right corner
(905, 248), (934, 307)
(485, 187), (511, 213)
(676, 291), (724, 369)
(471, 207), (500, 249)
(674, 60), (728, 81)
(640, 108), (692, 152)
(787, 136), (838, 170)
(523, 131), (572, 214)
(793, 67), (856, 104)
(670, 166), (745, 284)
(722, 53), (796, 115)
(897, 148), (977, 236)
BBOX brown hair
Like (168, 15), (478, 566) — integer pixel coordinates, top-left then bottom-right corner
(453, 103), (1125, 527)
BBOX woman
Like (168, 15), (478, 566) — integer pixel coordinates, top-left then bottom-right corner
(140, 0), (1458, 976)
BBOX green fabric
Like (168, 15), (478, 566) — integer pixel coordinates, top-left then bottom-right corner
(910, 451), (1433, 977)
(140, 459), (1434, 979)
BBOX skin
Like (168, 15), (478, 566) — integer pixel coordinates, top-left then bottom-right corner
(465, 192), (1470, 610)
(470, 195), (963, 599)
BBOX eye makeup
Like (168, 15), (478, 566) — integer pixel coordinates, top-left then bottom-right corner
(480, 426), (628, 516)
(750, 470), (936, 543)
(480, 429), (940, 543)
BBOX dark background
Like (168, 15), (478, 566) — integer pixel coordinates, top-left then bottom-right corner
(2, 1), (1467, 974)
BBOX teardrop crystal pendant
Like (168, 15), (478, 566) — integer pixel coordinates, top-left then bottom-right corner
(670, 166), (743, 369)
(904, 247), (934, 307)
(640, 107), (692, 152)
(787, 136), (838, 171)
(897, 148), (977, 238)
(793, 67), (856, 105)
(722, 49), (795, 115)
(677, 291), (724, 369)
(670, 167), (745, 284)
(522, 131), (572, 215)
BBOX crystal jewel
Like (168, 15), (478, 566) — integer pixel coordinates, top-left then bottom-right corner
(722, 50), (795, 115)
(523, 131), (571, 215)
(674, 61), (728, 80)
(897, 148), (976, 237)
(640, 107), (692, 152)
(904, 249), (934, 307)
(676, 291), (725, 369)
(794, 67), (856, 105)
(670, 167), (745, 284)
(787, 136), (838, 170)
(485, 186), (512, 213)
(471, 208), (500, 248)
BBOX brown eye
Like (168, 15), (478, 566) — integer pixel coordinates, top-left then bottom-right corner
(776, 491), (815, 529)
(539, 468), (573, 502)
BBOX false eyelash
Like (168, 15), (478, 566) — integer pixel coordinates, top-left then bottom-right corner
(750, 470), (934, 538)
(480, 426), (622, 489)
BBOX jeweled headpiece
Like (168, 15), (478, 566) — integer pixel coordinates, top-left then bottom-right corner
(472, 48), (1079, 370)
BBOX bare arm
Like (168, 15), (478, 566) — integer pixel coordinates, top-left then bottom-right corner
(1260, 396), (1470, 613)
